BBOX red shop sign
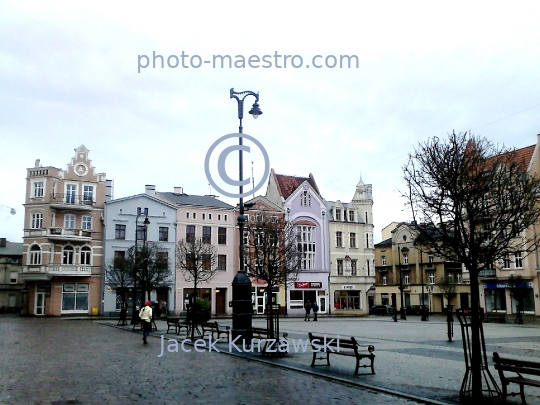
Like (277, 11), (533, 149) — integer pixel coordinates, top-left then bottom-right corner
(295, 282), (322, 289)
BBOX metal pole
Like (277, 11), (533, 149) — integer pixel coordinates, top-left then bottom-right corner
(131, 211), (140, 324)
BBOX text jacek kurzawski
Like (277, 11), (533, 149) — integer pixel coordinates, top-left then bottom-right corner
(157, 334), (341, 357)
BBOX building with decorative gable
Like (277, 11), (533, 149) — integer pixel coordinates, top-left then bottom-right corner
(326, 178), (375, 314)
(265, 170), (329, 315)
(21, 146), (109, 316)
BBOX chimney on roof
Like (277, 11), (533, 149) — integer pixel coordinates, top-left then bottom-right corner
(105, 179), (114, 201)
(145, 184), (156, 197)
(174, 186), (183, 194)
(0, 238), (6, 248)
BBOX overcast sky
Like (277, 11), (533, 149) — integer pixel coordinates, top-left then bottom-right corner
(1, 1), (539, 244)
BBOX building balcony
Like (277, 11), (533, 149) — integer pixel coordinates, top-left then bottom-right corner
(49, 193), (94, 211)
(22, 264), (91, 277)
(24, 228), (92, 242)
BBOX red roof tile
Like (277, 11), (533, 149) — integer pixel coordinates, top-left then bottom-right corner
(274, 172), (321, 199)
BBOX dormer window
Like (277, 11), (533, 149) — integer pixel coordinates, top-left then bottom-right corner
(349, 210), (355, 222)
(335, 209), (342, 221)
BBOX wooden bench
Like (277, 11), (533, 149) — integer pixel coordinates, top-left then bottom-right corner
(308, 333), (375, 375)
(164, 317), (189, 336)
(493, 352), (540, 404)
(485, 312), (506, 324)
(201, 321), (230, 342)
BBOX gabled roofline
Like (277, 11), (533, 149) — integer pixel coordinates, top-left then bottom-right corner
(105, 193), (177, 210)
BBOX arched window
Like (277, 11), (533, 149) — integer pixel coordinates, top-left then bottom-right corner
(29, 244), (42, 265)
(80, 246), (91, 265)
(63, 246), (74, 265)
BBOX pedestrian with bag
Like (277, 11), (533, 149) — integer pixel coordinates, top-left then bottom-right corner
(139, 300), (153, 344)
(312, 301), (319, 321)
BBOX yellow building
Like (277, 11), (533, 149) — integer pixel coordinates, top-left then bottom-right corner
(374, 222), (470, 313)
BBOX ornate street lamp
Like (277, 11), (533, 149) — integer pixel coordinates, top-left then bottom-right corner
(131, 207), (150, 324)
(230, 88), (262, 344)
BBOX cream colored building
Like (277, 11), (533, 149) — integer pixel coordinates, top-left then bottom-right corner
(326, 178), (375, 315)
(21, 146), (109, 316)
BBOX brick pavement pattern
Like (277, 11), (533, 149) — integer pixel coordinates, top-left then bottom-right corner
(0, 317), (422, 405)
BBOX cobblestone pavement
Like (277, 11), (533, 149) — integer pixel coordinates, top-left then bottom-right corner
(0, 316), (424, 405)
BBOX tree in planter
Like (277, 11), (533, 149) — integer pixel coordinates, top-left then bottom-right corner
(243, 214), (301, 338)
(507, 274), (527, 324)
(176, 238), (218, 339)
(403, 131), (540, 403)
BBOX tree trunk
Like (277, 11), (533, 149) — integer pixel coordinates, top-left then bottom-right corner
(469, 268), (483, 402)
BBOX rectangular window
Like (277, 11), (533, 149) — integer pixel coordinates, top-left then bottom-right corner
(193, 212), (197, 219)
(31, 213), (43, 229)
(428, 272), (435, 284)
(208, 214), (212, 220)
(64, 214), (75, 229)
(186, 225), (195, 243)
(218, 255), (226, 271)
(186, 212), (190, 219)
(66, 184), (76, 204)
(503, 254), (511, 269)
(456, 272), (462, 284)
(202, 226), (211, 244)
(428, 254), (434, 263)
(382, 275), (387, 285)
(243, 230), (250, 245)
(349, 210), (354, 222)
(335, 209), (341, 221)
(218, 214), (221, 221)
(404, 273), (410, 285)
(515, 252), (523, 268)
(83, 185), (93, 202)
(365, 233), (371, 248)
(202, 254), (211, 270)
(10, 272), (18, 284)
(351, 259), (357, 275)
(202, 213), (206, 220)
(218, 227), (226, 244)
(336, 231), (343, 247)
(157, 252), (168, 267)
(403, 253), (409, 264)
(337, 259), (343, 275)
(63, 247), (74, 264)
(255, 232), (264, 246)
(33, 181), (44, 198)
(349, 232), (356, 248)
(136, 225), (147, 241)
(115, 224), (126, 240)
(381, 255), (386, 266)
(366, 260), (372, 276)
(159, 227), (169, 242)
(224, 214), (228, 221)
(364, 211), (369, 224)
(82, 215), (92, 230)
(62, 283), (89, 312)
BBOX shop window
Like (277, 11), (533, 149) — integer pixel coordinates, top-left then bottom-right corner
(334, 290), (360, 310)
(62, 283), (89, 312)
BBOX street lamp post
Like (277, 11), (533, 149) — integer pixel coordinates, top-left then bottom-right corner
(230, 88), (262, 344)
(131, 207), (150, 324)
(397, 245), (408, 320)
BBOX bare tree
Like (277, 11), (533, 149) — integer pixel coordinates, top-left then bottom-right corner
(176, 238), (218, 338)
(403, 131), (540, 402)
(133, 242), (173, 303)
(105, 254), (133, 321)
(243, 215), (301, 337)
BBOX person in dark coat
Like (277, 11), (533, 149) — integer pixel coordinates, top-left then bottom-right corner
(312, 301), (319, 321)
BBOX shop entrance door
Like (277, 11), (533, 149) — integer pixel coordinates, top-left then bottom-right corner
(35, 292), (45, 315)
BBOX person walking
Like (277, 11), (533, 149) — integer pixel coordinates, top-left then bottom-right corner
(139, 300), (153, 344)
(312, 301), (319, 321)
(304, 300), (312, 321)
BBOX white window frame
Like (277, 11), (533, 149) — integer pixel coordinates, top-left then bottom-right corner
(514, 252), (523, 268)
(336, 231), (343, 247)
(33, 181), (44, 198)
(381, 255), (386, 266)
(64, 214), (75, 229)
(349, 210), (355, 222)
(404, 273), (410, 285)
(83, 185), (93, 202)
(335, 209), (341, 221)
(349, 232), (356, 248)
(80, 246), (91, 265)
(66, 184), (77, 204)
(403, 253), (409, 264)
(63, 246), (74, 265)
(382, 275), (387, 285)
(337, 259), (343, 275)
(31, 213), (43, 229)
(82, 215), (92, 230)
(29, 244), (42, 265)
(297, 225), (315, 270)
(428, 272), (435, 284)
